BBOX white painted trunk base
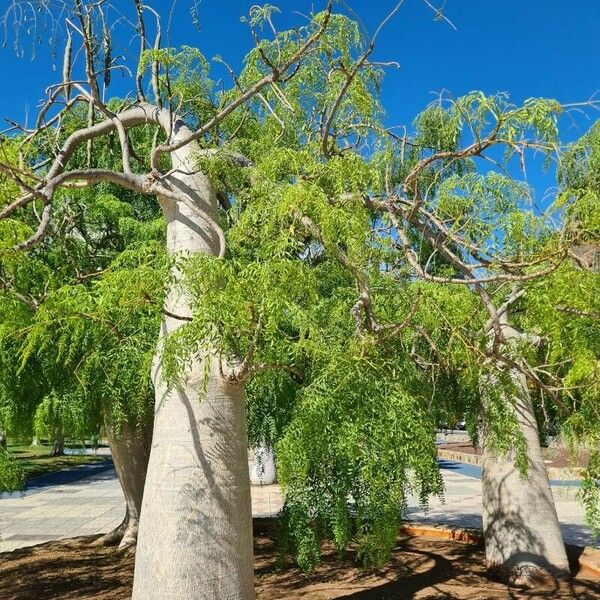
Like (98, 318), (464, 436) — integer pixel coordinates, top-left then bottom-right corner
(248, 446), (277, 486)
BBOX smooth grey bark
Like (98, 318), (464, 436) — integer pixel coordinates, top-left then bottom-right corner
(50, 433), (64, 457)
(481, 319), (569, 585)
(248, 445), (277, 485)
(132, 119), (254, 600)
(92, 415), (152, 552)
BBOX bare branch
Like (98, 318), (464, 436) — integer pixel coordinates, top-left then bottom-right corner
(149, 0), (334, 171)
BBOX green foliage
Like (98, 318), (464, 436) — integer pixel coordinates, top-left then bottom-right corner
(277, 354), (442, 569)
(580, 450), (600, 543)
(33, 391), (88, 444)
(557, 121), (600, 243)
(0, 448), (25, 493)
(1, 121), (166, 443)
(519, 121), (600, 534)
(21, 240), (166, 434)
(1, 3), (598, 572)
(140, 46), (215, 126)
(166, 84), (581, 568)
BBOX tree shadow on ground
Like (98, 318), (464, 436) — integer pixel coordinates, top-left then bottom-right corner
(0, 521), (599, 599)
(0, 535), (134, 600)
(254, 519), (600, 600)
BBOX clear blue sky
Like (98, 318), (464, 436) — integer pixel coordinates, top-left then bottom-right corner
(0, 0), (598, 199)
(1, 0), (598, 127)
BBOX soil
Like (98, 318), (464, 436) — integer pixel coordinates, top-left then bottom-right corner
(0, 519), (599, 599)
(438, 442), (588, 471)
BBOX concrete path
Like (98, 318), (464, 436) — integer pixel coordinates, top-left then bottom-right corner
(407, 460), (594, 548)
(0, 458), (594, 553)
(0, 460), (282, 553)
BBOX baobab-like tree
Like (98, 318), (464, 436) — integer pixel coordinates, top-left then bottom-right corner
(523, 121), (600, 544)
(303, 93), (589, 583)
(0, 1), (341, 598)
(172, 82), (599, 583)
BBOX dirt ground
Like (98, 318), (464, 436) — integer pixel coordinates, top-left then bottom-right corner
(1, 520), (599, 599)
(438, 442), (588, 471)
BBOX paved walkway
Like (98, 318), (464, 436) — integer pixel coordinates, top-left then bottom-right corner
(0, 460), (282, 552)
(0, 458), (594, 553)
(407, 460), (594, 548)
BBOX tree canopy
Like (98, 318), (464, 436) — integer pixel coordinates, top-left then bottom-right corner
(0, 0), (598, 588)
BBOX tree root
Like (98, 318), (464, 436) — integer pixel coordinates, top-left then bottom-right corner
(488, 563), (569, 590)
(89, 511), (139, 554)
(116, 521), (139, 555)
(90, 515), (128, 548)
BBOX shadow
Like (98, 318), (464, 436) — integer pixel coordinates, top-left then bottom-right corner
(252, 519), (600, 599)
(404, 512), (484, 533)
(560, 522), (596, 549)
(135, 378), (253, 595)
(0, 535), (134, 600)
(24, 460), (115, 492)
(1, 521), (599, 599)
(439, 457), (592, 489)
(566, 544), (585, 577)
(163, 174), (221, 252)
(438, 458), (483, 480)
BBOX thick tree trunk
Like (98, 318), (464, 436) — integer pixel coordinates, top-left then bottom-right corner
(481, 323), (569, 585)
(132, 119), (254, 600)
(92, 416), (152, 552)
(50, 433), (64, 456)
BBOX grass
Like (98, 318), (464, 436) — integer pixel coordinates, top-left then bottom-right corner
(6, 444), (108, 479)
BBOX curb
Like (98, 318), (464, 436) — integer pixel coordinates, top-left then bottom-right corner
(579, 546), (600, 579)
(438, 449), (483, 467)
(437, 449), (584, 485)
(400, 522), (483, 545)
(400, 521), (600, 579)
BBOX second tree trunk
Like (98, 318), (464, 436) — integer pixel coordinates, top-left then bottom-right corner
(94, 416), (153, 551)
(482, 336), (569, 584)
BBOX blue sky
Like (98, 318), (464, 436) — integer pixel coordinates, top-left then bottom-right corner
(0, 0), (598, 199)
(1, 1), (598, 125)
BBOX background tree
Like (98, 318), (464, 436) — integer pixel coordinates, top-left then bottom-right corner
(0, 127), (166, 547)
(523, 120), (600, 543)
(174, 82), (598, 584)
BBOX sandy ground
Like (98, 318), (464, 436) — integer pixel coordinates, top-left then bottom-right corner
(1, 520), (599, 600)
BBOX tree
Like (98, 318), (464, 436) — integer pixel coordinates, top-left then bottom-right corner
(176, 87), (594, 584)
(148, 74), (595, 581)
(2, 1), (595, 593)
(0, 129), (165, 548)
(328, 94), (586, 584)
(0, 2), (340, 598)
(522, 120), (600, 543)
(21, 238), (165, 550)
